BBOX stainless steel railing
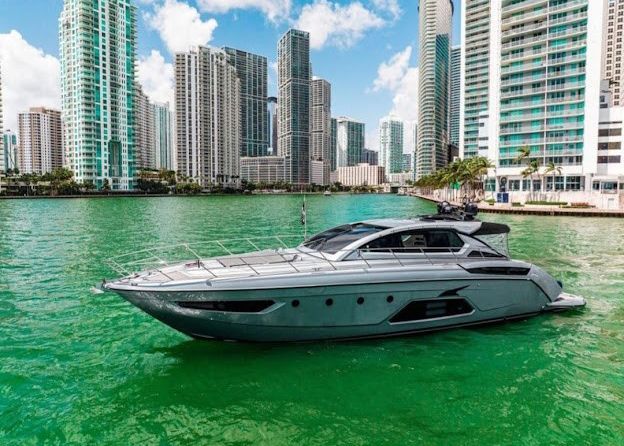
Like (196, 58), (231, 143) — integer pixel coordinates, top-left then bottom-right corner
(105, 236), (510, 283)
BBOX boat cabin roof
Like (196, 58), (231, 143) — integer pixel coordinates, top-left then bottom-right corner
(361, 218), (510, 236)
(301, 217), (510, 260)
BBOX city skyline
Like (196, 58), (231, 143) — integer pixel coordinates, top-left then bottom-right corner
(0, 0), (462, 148)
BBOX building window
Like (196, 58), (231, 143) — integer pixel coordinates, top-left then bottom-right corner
(598, 155), (622, 164)
(565, 176), (583, 191)
(546, 176), (565, 191)
(598, 142), (622, 150)
(598, 128), (622, 137)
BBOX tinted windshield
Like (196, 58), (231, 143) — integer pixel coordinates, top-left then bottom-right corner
(302, 224), (385, 254)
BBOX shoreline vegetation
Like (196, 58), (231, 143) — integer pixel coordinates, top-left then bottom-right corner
(0, 168), (385, 199)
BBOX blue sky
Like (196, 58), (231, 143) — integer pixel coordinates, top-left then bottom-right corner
(0, 0), (461, 150)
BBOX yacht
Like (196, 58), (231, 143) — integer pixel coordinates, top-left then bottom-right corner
(103, 203), (585, 342)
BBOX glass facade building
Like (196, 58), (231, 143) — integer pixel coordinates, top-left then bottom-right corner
(59, 0), (137, 190)
(224, 47), (269, 158)
(461, 0), (493, 158)
(461, 0), (606, 192)
(379, 117), (404, 174)
(278, 29), (311, 186)
(417, 0), (454, 178)
(498, 0), (591, 171)
(336, 117), (365, 168)
(450, 45), (462, 147)
(311, 78), (332, 185)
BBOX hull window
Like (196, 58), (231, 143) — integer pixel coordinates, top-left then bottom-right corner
(465, 266), (530, 275)
(390, 299), (474, 323)
(177, 300), (275, 313)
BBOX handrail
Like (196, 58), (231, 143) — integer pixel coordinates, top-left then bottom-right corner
(104, 235), (516, 283)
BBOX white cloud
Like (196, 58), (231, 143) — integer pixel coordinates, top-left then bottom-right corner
(146, 0), (218, 54)
(390, 66), (419, 123)
(295, 0), (385, 50)
(370, 46), (419, 152)
(372, 45), (411, 92)
(138, 50), (174, 106)
(371, 0), (401, 20)
(372, 45), (419, 123)
(198, 0), (291, 22)
(0, 31), (61, 132)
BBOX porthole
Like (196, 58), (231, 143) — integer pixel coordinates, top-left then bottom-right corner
(357, 297), (365, 305)
(387, 295), (394, 303)
(292, 300), (300, 308)
(326, 298), (334, 306)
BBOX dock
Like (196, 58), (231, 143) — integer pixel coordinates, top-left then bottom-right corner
(410, 194), (624, 218)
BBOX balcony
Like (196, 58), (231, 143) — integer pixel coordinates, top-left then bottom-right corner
(500, 124), (545, 135)
(550, 11), (588, 26)
(500, 112), (546, 123)
(502, 21), (547, 38)
(501, 87), (547, 99)
(501, 61), (546, 75)
(550, 0), (587, 14)
(502, 33), (548, 50)
(547, 95), (584, 105)
(548, 81), (585, 92)
(501, 99), (546, 111)
(502, 48), (546, 63)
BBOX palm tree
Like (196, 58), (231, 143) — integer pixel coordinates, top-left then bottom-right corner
(543, 162), (562, 192)
(466, 156), (494, 198)
(521, 159), (540, 198)
(514, 146), (532, 165)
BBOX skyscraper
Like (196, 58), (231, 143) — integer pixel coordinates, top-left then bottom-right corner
(495, 0), (603, 191)
(379, 117), (404, 174)
(0, 65), (3, 174)
(278, 29), (311, 186)
(59, 0), (137, 190)
(175, 46), (240, 188)
(450, 45), (461, 147)
(3, 131), (18, 172)
(603, 0), (624, 106)
(336, 117), (365, 168)
(460, 0), (605, 192)
(311, 78), (332, 185)
(417, 0), (453, 179)
(135, 85), (155, 171)
(224, 47), (269, 157)
(329, 117), (337, 172)
(460, 0), (495, 159)
(267, 96), (278, 154)
(361, 148), (379, 166)
(402, 153), (413, 173)
(411, 121), (418, 176)
(18, 107), (63, 174)
(153, 103), (174, 171)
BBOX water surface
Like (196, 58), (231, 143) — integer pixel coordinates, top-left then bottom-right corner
(1, 195), (622, 444)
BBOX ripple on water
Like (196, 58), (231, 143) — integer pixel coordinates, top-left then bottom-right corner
(0, 195), (623, 445)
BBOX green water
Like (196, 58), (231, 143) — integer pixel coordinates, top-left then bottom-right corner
(1, 195), (623, 445)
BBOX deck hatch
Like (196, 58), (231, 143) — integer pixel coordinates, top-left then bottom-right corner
(177, 300), (275, 313)
(390, 299), (473, 323)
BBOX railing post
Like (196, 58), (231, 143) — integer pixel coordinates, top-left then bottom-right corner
(421, 248), (434, 265)
(390, 248), (404, 267)
(357, 250), (371, 269)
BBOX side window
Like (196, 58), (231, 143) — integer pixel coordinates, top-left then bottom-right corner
(362, 230), (465, 253)
(422, 230), (465, 250)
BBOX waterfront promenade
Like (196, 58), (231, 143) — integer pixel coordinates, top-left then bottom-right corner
(410, 193), (624, 218)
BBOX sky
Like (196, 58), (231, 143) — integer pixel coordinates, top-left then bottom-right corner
(0, 0), (461, 152)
